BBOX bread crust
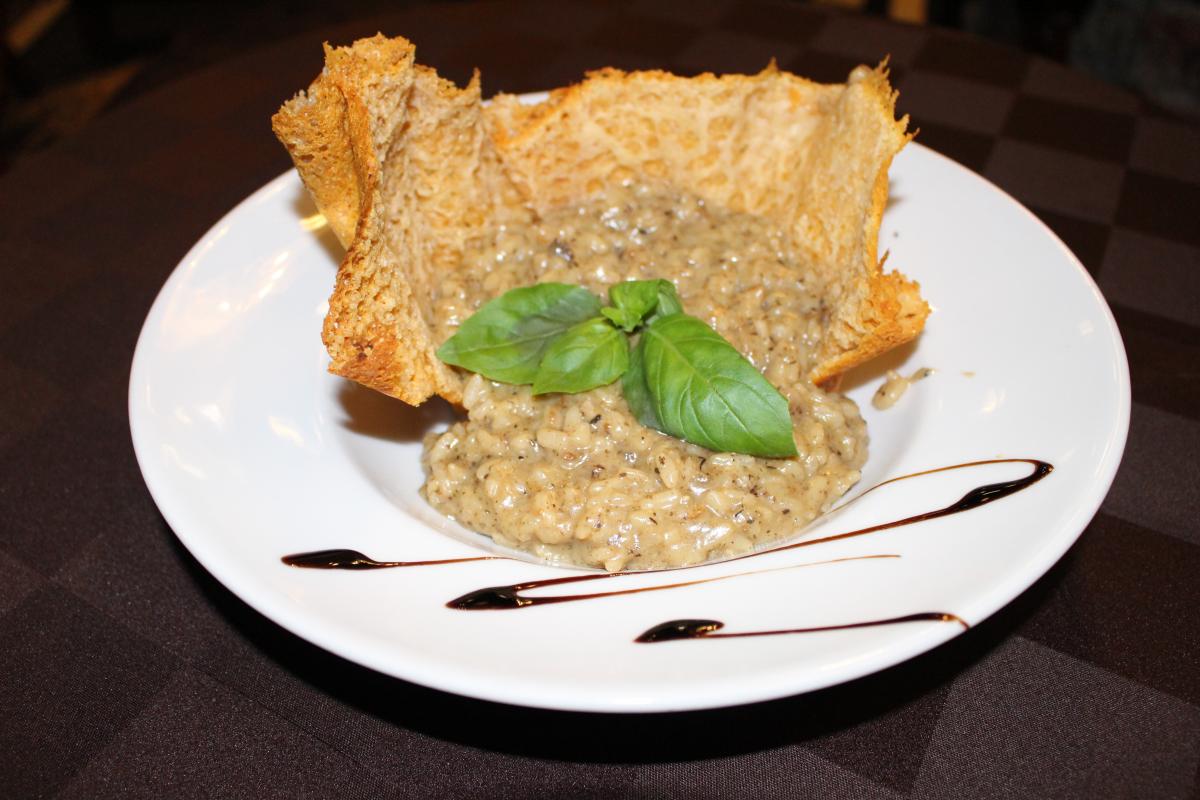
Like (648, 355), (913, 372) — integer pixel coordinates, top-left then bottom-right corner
(273, 35), (928, 404)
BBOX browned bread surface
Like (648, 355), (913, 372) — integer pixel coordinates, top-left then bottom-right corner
(273, 34), (928, 404)
(272, 34), (529, 404)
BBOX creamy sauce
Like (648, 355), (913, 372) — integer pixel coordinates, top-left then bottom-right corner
(421, 184), (866, 571)
(872, 367), (933, 410)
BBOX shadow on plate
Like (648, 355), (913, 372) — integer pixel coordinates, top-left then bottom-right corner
(838, 339), (919, 394)
(291, 184), (345, 268)
(337, 381), (460, 444)
(166, 517), (1072, 767)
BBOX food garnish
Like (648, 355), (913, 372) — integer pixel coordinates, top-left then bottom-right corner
(438, 280), (797, 457)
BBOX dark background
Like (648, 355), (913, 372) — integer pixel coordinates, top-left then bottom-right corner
(3, 1), (1200, 797)
(3, 0), (1199, 172)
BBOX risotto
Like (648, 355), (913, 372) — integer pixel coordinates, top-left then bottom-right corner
(421, 184), (867, 571)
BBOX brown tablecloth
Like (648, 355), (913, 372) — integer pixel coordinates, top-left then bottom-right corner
(3, 1), (1198, 797)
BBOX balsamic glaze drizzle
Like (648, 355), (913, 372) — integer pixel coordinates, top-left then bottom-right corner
(751, 458), (1053, 558)
(280, 458), (1053, 617)
(635, 612), (968, 643)
(447, 555), (898, 610)
(281, 548), (499, 570)
(444, 457), (1052, 609)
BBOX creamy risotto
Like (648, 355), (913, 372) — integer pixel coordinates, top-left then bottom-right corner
(421, 184), (866, 571)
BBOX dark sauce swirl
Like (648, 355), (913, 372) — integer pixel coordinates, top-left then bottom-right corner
(446, 458), (1051, 609)
(635, 612), (968, 644)
(756, 458), (1053, 557)
(281, 549), (498, 570)
(448, 555), (898, 610)
(280, 458), (1053, 618)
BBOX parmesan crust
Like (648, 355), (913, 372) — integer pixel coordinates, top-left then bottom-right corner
(272, 34), (928, 404)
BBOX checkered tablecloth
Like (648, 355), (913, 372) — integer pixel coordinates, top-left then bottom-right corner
(2, 1), (1197, 797)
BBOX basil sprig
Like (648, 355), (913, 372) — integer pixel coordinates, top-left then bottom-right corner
(437, 280), (798, 457)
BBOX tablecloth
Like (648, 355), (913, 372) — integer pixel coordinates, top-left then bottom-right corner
(2, 1), (1198, 797)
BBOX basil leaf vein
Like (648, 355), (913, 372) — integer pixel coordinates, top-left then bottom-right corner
(641, 313), (797, 457)
(436, 283), (600, 384)
(533, 317), (630, 395)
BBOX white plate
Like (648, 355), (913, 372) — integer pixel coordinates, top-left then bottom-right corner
(129, 138), (1129, 713)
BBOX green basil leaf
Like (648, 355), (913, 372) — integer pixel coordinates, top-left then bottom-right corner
(532, 317), (630, 395)
(653, 281), (683, 317)
(601, 306), (642, 332)
(604, 280), (669, 331)
(437, 283), (600, 384)
(621, 335), (664, 431)
(641, 313), (797, 457)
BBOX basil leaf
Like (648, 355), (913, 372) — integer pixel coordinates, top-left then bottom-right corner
(602, 280), (676, 332)
(653, 281), (683, 317)
(437, 283), (600, 384)
(621, 335), (663, 431)
(601, 306), (642, 332)
(641, 314), (797, 457)
(532, 317), (630, 395)
(603, 280), (667, 332)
